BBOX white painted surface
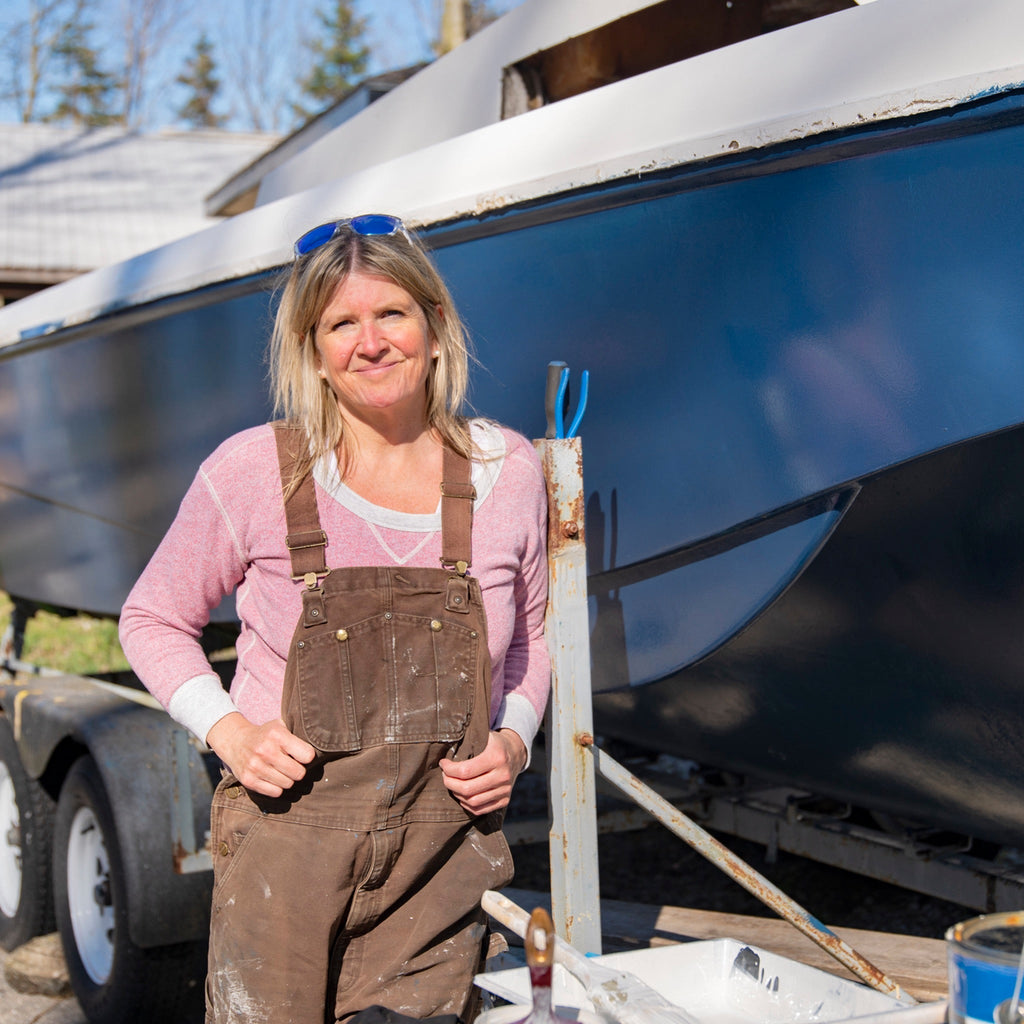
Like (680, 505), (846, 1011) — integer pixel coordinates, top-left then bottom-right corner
(255, 0), (673, 206)
(1, 0), (1022, 348)
(475, 939), (908, 1024)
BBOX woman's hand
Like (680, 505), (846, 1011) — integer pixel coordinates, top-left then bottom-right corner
(440, 728), (528, 815)
(206, 713), (316, 798)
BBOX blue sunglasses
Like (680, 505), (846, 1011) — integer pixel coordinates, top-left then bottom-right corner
(293, 214), (410, 257)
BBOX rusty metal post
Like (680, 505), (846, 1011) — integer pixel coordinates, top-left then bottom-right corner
(534, 435), (603, 954)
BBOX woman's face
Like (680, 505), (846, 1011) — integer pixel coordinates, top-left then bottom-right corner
(313, 269), (438, 429)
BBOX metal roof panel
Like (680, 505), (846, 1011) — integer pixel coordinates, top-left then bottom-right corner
(0, 124), (277, 275)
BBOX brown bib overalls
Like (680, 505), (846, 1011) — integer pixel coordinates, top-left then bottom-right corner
(205, 425), (514, 1024)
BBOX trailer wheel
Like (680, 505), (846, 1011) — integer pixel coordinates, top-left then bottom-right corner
(55, 756), (206, 1024)
(0, 715), (55, 951)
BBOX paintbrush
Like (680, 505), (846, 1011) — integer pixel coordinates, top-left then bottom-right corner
(481, 890), (702, 1024)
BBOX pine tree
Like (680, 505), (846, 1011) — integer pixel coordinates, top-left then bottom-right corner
(176, 33), (226, 129)
(120, 0), (180, 128)
(3, 0), (89, 122)
(295, 0), (370, 121)
(46, 16), (120, 127)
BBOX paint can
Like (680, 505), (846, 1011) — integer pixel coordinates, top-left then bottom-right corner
(947, 912), (1024, 1024)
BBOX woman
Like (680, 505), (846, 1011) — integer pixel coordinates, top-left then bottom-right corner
(119, 214), (551, 1024)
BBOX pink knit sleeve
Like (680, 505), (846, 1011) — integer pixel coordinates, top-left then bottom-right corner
(493, 432), (551, 733)
(118, 453), (249, 713)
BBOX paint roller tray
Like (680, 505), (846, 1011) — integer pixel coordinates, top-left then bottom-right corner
(474, 939), (909, 1024)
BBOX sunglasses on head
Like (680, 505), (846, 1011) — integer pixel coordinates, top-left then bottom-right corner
(293, 214), (410, 257)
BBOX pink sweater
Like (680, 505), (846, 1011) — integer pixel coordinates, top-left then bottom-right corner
(119, 420), (551, 752)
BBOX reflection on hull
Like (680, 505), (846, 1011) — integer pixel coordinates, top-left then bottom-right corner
(3, 91), (1024, 845)
(0, 283), (275, 618)
(596, 425), (1024, 847)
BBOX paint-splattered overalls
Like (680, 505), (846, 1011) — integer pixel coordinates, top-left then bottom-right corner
(206, 424), (513, 1024)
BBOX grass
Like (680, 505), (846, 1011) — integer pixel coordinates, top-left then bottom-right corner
(0, 590), (131, 676)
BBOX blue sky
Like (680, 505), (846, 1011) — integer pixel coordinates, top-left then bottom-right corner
(0, 0), (523, 133)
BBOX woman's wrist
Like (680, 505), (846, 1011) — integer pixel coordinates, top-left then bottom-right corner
(498, 728), (528, 775)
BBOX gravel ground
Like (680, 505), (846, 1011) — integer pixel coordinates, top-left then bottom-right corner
(0, 951), (85, 1024)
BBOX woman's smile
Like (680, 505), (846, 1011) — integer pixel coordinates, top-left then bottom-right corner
(314, 270), (439, 426)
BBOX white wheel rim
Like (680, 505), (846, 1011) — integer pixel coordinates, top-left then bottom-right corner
(66, 804), (114, 983)
(0, 762), (21, 918)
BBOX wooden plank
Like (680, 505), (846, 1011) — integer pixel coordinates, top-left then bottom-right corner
(501, 888), (948, 1004)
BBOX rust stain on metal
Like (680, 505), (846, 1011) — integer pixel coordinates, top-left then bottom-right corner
(549, 504), (586, 556)
(535, 437), (588, 555)
(546, 441), (587, 556)
(172, 839), (188, 874)
(558, 500), (586, 552)
(466, 192), (521, 216)
(570, 439), (584, 474)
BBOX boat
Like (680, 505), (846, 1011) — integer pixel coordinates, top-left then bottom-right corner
(3, 0), (1024, 863)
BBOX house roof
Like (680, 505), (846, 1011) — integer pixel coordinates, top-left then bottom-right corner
(0, 123), (277, 288)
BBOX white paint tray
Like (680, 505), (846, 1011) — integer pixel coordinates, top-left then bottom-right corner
(475, 939), (909, 1024)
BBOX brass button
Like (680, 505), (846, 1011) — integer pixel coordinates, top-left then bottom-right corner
(227, 786), (241, 799)
(335, 629), (348, 642)
(470, 631), (478, 639)
(430, 619), (443, 632)
(219, 842), (230, 856)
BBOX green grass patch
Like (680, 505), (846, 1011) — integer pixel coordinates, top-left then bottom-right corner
(0, 591), (131, 676)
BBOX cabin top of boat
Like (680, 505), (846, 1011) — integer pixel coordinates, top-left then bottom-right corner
(1, 0), (1022, 350)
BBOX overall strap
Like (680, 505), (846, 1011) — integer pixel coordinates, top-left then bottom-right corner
(272, 422), (329, 581)
(439, 446), (475, 576)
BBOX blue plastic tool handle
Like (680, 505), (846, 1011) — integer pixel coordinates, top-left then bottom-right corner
(552, 365), (589, 438)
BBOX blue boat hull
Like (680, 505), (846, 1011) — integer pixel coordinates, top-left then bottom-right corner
(3, 90), (1024, 844)
(594, 422), (1024, 847)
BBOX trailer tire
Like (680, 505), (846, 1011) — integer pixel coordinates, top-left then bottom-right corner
(54, 755), (206, 1024)
(0, 715), (55, 951)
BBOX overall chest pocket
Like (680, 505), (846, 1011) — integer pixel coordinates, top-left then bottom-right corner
(289, 612), (479, 753)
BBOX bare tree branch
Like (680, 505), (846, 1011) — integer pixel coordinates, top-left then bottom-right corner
(116, 0), (194, 127)
(218, 0), (308, 132)
(2, 0), (88, 121)
(405, 0), (443, 56)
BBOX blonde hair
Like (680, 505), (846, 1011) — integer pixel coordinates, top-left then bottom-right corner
(269, 223), (473, 493)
